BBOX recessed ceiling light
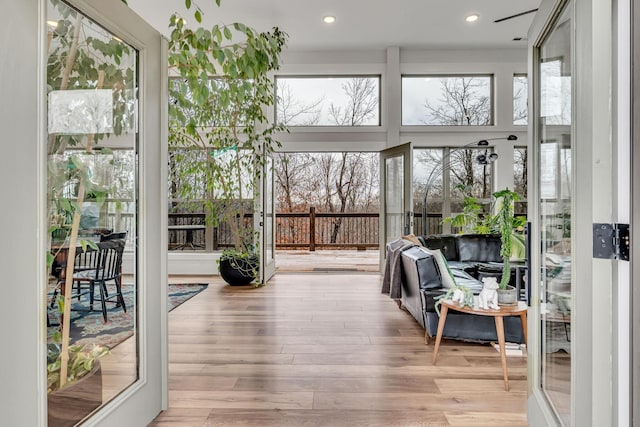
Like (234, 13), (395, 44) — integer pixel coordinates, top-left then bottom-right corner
(465, 14), (479, 23)
(323, 15), (336, 24)
(47, 20), (59, 28)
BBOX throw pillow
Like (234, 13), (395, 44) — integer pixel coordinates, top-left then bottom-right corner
(429, 248), (457, 289)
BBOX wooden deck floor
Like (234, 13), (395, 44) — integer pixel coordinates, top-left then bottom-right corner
(275, 249), (380, 273)
(150, 273), (528, 426)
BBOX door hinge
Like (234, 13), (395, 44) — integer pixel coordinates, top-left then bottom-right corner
(593, 223), (630, 261)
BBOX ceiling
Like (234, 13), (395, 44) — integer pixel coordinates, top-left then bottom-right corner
(128, 0), (541, 51)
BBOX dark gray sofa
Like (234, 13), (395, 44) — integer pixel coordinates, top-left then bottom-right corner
(397, 234), (526, 344)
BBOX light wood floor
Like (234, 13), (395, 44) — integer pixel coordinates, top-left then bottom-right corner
(149, 274), (527, 426)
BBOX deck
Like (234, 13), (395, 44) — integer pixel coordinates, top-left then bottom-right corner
(275, 249), (380, 273)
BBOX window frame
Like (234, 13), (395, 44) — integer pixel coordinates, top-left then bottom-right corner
(401, 74), (495, 126)
(274, 74), (382, 127)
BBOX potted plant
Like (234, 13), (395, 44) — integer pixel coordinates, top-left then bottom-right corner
(167, 6), (287, 286)
(443, 186), (525, 304)
(492, 188), (524, 305)
(47, 342), (109, 427)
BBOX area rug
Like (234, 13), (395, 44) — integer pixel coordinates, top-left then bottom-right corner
(47, 283), (207, 349)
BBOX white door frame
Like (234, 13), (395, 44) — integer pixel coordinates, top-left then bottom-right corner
(629, 0), (639, 424)
(258, 147), (277, 283)
(527, 0), (625, 425)
(379, 142), (413, 268)
(0, 1), (167, 425)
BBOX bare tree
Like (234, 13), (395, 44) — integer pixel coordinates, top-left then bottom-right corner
(276, 80), (323, 126)
(513, 76), (528, 125)
(275, 153), (318, 212)
(514, 147), (528, 197)
(328, 78), (378, 126)
(423, 77), (491, 126)
(273, 77), (381, 245)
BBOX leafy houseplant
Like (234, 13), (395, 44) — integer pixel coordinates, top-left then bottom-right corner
(47, 343), (108, 394)
(443, 186), (526, 286)
(167, 3), (287, 285)
(47, 342), (108, 426)
(442, 184), (496, 234)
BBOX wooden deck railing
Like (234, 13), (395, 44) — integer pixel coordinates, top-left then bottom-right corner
(105, 208), (448, 251)
(163, 210), (445, 251)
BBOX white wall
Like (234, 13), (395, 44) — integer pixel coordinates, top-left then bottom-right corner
(0, 2), (46, 425)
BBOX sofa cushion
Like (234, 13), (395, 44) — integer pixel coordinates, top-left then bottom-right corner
(447, 261), (478, 275)
(457, 234), (503, 262)
(450, 269), (483, 294)
(400, 246), (441, 291)
(422, 235), (458, 261)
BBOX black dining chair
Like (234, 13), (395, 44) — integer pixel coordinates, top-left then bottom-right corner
(100, 231), (128, 241)
(49, 231), (128, 310)
(72, 238), (127, 322)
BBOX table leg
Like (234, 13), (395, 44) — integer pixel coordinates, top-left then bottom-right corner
(494, 315), (509, 391)
(520, 312), (528, 347)
(432, 305), (448, 365)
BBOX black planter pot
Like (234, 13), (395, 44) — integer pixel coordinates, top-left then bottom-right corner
(219, 253), (259, 286)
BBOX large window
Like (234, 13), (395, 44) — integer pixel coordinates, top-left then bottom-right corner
(413, 147), (494, 235)
(167, 147), (255, 251)
(402, 75), (493, 125)
(514, 74), (529, 125)
(275, 76), (380, 126)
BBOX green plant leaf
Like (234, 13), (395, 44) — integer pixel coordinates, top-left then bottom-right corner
(223, 26), (232, 40)
(46, 252), (55, 268)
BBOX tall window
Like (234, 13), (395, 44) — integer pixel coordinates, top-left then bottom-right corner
(514, 146), (528, 215)
(537, 3), (573, 425)
(275, 76), (381, 126)
(413, 147), (494, 235)
(513, 74), (529, 125)
(402, 75), (493, 125)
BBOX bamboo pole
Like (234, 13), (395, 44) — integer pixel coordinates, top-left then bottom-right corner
(48, 14), (83, 155)
(59, 70), (105, 387)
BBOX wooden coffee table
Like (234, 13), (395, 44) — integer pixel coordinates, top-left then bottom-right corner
(431, 299), (528, 391)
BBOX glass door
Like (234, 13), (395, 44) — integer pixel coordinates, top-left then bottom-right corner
(380, 143), (413, 262)
(537, 3), (573, 425)
(259, 151), (277, 283)
(44, 0), (165, 425)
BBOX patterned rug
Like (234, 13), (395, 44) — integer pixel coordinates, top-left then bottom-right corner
(47, 283), (208, 349)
